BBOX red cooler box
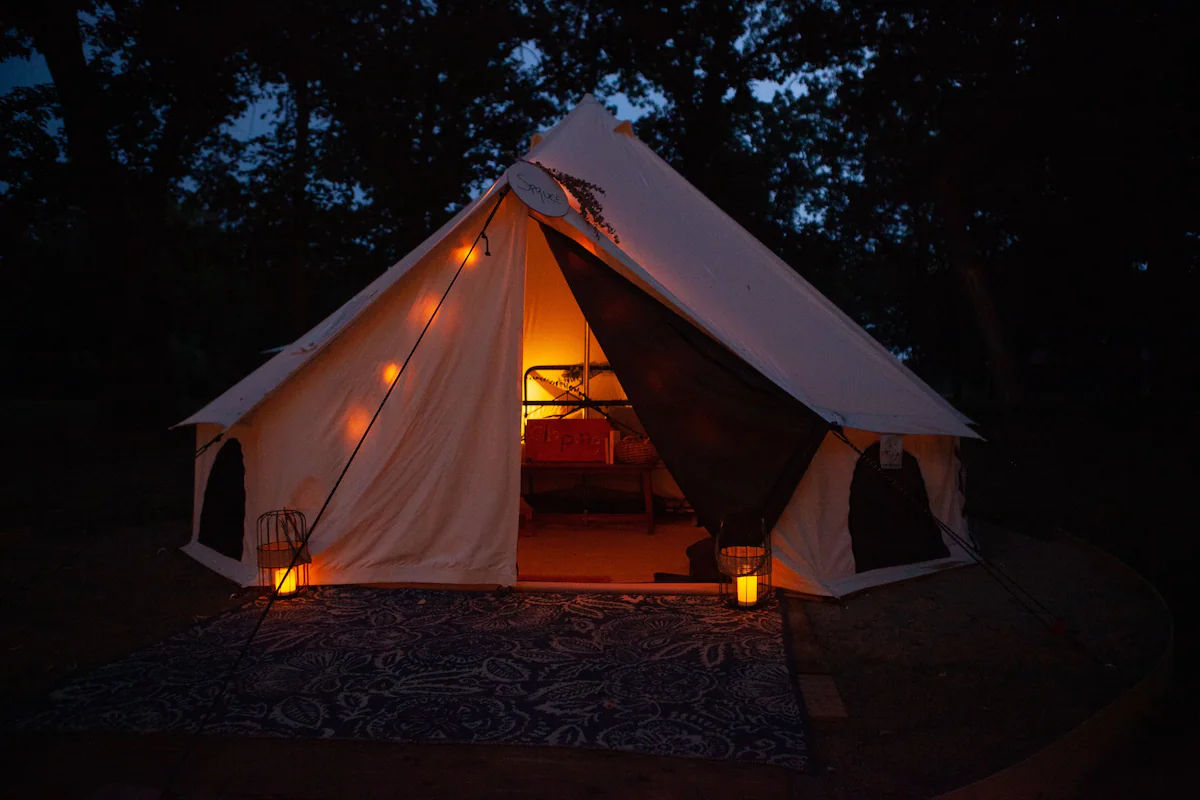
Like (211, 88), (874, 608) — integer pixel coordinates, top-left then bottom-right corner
(525, 419), (611, 462)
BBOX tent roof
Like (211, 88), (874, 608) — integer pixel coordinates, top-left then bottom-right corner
(527, 96), (975, 437)
(174, 185), (501, 429)
(179, 96), (976, 438)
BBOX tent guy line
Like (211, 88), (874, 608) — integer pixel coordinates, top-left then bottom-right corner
(270, 185), (512, 605)
(827, 424), (1110, 668)
(160, 186), (510, 800)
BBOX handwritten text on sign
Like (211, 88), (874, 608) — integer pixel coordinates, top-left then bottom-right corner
(525, 419), (610, 462)
(505, 164), (570, 217)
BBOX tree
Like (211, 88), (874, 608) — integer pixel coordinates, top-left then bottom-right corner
(528, 0), (836, 282)
(777, 0), (1200, 404)
(5, 1), (252, 417)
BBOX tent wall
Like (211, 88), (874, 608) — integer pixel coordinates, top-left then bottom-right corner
(187, 195), (527, 586)
(772, 428), (971, 596)
(176, 188), (501, 430)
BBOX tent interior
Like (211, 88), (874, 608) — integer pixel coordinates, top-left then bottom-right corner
(517, 216), (705, 585)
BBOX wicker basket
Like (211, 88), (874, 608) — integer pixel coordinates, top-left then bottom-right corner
(615, 436), (658, 464)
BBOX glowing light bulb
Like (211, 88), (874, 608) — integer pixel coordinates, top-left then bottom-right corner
(346, 407), (371, 441)
(452, 245), (478, 266)
(382, 362), (399, 386)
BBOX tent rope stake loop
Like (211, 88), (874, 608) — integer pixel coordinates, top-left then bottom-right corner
(828, 425), (1111, 669)
(160, 186), (511, 799)
(193, 431), (222, 459)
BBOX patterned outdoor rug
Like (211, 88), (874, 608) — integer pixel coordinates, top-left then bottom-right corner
(15, 588), (810, 771)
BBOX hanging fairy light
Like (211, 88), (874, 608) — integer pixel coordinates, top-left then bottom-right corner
(381, 362), (400, 386)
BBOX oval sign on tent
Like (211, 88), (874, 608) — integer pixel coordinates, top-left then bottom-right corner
(505, 163), (570, 217)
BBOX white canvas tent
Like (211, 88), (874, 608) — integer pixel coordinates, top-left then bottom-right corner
(180, 95), (979, 597)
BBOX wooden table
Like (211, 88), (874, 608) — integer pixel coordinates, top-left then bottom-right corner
(520, 460), (656, 534)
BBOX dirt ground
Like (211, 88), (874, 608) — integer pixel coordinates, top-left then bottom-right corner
(0, 520), (242, 719)
(802, 521), (1172, 798)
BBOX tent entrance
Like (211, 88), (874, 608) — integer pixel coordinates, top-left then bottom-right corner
(515, 217), (830, 585)
(534, 221), (830, 531)
(517, 217), (699, 583)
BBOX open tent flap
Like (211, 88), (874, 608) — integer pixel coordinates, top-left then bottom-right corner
(539, 222), (830, 534)
(527, 98), (977, 438)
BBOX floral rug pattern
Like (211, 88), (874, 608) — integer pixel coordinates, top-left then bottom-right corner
(17, 588), (809, 771)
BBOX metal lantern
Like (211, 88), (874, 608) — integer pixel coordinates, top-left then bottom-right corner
(256, 509), (311, 597)
(716, 514), (772, 609)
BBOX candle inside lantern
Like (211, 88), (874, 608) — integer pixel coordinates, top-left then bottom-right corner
(735, 574), (758, 607)
(273, 567), (298, 596)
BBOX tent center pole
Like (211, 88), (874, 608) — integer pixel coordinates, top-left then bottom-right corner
(583, 321), (591, 419)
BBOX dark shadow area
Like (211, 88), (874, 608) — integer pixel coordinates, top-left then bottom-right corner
(197, 439), (245, 560)
(848, 443), (949, 572)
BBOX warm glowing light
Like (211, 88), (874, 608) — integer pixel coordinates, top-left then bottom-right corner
(414, 292), (441, 322)
(346, 407), (371, 440)
(452, 245), (479, 266)
(273, 567), (298, 596)
(736, 575), (758, 607)
(381, 362), (399, 386)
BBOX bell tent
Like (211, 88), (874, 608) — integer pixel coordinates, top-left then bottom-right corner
(179, 95), (979, 597)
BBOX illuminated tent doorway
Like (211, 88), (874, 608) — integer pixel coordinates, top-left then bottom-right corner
(516, 222), (828, 584)
(517, 215), (682, 583)
(177, 96), (978, 597)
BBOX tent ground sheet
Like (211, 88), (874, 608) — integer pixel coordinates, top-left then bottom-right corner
(14, 588), (810, 772)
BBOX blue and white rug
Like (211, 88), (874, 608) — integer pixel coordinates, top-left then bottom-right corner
(16, 588), (810, 771)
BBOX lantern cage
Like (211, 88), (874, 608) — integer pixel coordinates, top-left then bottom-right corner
(715, 514), (772, 609)
(256, 509), (311, 597)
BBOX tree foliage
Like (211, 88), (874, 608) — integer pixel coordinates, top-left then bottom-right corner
(2, 0), (1196, 425)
